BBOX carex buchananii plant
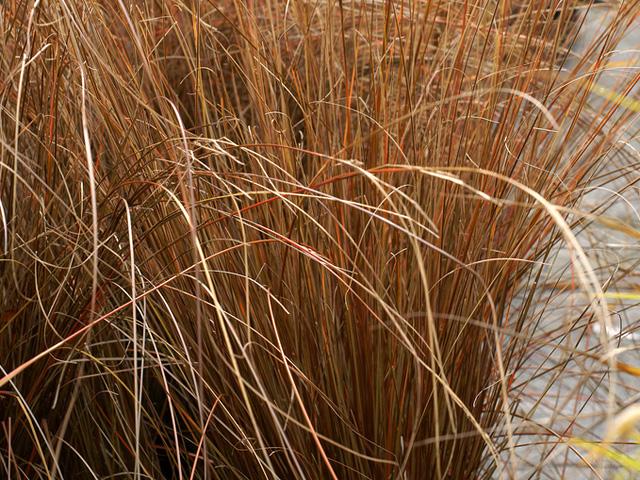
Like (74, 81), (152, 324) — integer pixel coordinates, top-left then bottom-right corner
(1, 0), (639, 478)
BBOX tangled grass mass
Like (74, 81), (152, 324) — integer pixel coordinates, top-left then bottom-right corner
(1, 0), (640, 478)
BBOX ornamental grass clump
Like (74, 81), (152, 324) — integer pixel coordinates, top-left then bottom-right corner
(1, 0), (639, 478)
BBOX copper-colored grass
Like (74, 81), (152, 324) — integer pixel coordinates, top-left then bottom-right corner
(0, 0), (639, 478)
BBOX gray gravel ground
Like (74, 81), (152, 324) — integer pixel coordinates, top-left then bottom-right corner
(498, 6), (640, 479)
